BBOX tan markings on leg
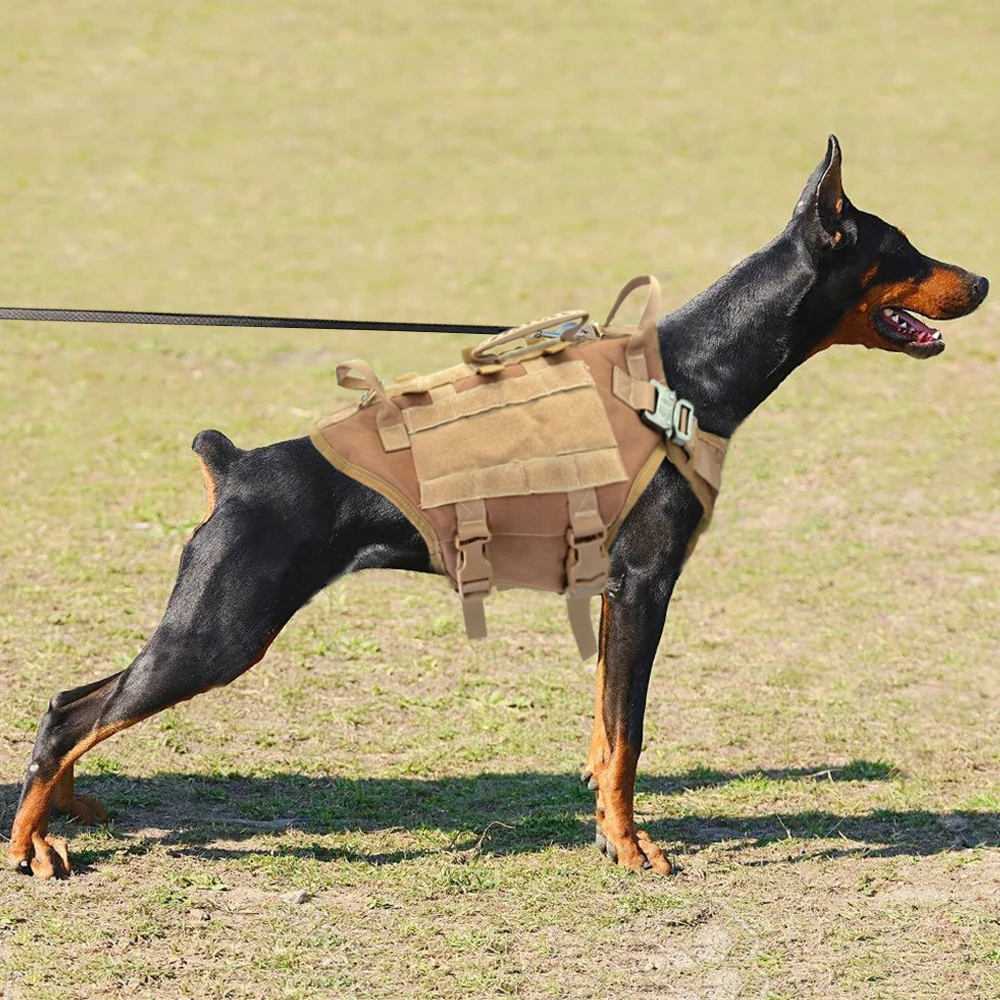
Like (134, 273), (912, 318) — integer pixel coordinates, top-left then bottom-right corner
(10, 634), (280, 878)
(597, 728), (639, 852)
(595, 723), (673, 875)
(50, 765), (108, 825)
(584, 597), (612, 781)
(49, 766), (75, 810)
(9, 716), (142, 877)
(28, 831), (70, 880)
(8, 775), (61, 871)
(197, 455), (217, 524)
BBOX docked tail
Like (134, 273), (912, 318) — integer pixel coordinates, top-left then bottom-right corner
(191, 429), (241, 519)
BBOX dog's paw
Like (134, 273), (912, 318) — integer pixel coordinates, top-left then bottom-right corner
(8, 833), (72, 879)
(595, 824), (674, 875)
(55, 793), (107, 826)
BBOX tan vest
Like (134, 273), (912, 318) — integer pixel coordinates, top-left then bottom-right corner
(310, 276), (727, 659)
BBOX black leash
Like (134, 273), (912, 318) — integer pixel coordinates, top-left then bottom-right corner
(0, 305), (511, 336)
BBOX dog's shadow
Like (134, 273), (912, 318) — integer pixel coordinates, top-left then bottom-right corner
(3, 762), (998, 873)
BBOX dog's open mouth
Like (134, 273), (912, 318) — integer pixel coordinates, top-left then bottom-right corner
(875, 306), (944, 358)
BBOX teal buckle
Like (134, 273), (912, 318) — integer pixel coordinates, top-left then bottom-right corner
(640, 381), (695, 447)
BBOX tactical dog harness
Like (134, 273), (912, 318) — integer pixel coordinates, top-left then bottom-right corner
(311, 276), (728, 659)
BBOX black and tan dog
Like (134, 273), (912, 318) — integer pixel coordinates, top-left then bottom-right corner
(7, 137), (989, 879)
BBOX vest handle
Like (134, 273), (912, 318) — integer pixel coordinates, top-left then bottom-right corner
(602, 275), (661, 382)
(464, 310), (590, 367)
(335, 359), (409, 452)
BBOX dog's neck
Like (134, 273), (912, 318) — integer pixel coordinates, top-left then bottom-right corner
(656, 227), (819, 439)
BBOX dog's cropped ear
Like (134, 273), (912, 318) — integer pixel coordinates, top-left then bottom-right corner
(793, 135), (852, 249)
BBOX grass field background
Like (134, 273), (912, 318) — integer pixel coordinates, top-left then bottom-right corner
(3, 3), (1000, 998)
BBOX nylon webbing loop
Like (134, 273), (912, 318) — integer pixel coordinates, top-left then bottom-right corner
(335, 359), (410, 452)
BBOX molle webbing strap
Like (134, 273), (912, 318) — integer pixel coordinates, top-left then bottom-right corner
(404, 355), (626, 511)
(564, 487), (609, 660)
(566, 488), (608, 592)
(454, 498), (492, 640)
(403, 360), (594, 435)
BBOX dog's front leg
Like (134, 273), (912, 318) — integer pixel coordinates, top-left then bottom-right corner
(583, 467), (699, 874)
(588, 589), (674, 873)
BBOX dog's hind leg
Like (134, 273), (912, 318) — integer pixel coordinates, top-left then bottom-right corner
(7, 514), (303, 878)
(8, 434), (430, 879)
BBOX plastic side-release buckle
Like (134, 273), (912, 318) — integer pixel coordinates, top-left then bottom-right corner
(640, 380), (695, 447)
(565, 524), (608, 595)
(455, 534), (492, 600)
(454, 508), (493, 640)
(564, 523), (607, 661)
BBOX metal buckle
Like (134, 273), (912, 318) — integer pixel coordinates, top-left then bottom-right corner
(640, 380), (695, 447)
(671, 398), (695, 447)
(535, 320), (600, 341)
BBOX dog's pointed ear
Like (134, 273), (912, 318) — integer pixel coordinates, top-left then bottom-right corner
(793, 135), (850, 249)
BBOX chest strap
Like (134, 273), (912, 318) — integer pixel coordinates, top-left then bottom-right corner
(613, 370), (727, 557)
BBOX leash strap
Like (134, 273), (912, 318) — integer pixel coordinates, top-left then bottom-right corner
(0, 305), (510, 336)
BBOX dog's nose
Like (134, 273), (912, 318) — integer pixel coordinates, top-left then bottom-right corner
(973, 275), (990, 301)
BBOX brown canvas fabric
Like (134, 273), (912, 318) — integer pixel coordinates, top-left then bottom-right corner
(310, 276), (728, 658)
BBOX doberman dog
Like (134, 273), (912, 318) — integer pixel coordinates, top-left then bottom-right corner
(7, 136), (989, 879)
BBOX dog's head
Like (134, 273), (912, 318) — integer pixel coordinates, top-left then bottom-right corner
(793, 136), (988, 359)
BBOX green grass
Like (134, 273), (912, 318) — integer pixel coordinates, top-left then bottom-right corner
(4, 1), (1000, 998)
